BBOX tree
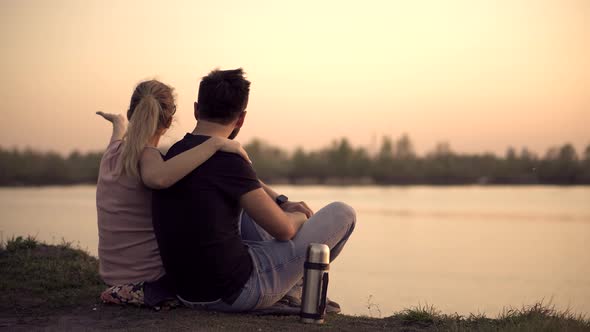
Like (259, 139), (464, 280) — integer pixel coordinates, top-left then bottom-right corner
(538, 143), (579, 184)
(325, 138), (355, 177)
(429, 142), (453, 158)
(244, 139), (289, 180)
(520, 147), (536, 161)
(350, 147), (372, 177)
(581, 144), (590, 184)
(394, 134), (415, 160)
(371, 136), (395, 183)
(544, 146), (560, 160)
(558, 144), (578, 162)
(377, 136), (394, 161)
(505, 147), (517, 160)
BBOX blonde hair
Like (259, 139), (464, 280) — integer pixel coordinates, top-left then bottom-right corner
(118, 80), (175, 179)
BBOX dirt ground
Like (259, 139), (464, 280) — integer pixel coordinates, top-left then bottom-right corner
(2, 239), (588, 331)
(0, 302), (426, 332)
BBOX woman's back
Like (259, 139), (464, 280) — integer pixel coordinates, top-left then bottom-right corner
(96, 140), (165, 286)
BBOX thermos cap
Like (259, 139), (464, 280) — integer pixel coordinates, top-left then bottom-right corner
(306, 243), (330, 265)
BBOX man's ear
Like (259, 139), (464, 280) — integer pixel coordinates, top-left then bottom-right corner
(235, 111), (247, 128)
(193, 102), (199, 120)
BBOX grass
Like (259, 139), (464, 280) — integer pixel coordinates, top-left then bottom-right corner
(0, 236), (105, 313)
(1, 237), (589, 331)
(385, 302), (590, 331)
(393, 303), (441, 324)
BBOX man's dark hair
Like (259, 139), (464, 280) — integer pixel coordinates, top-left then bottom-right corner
(197, 68), (251, 124)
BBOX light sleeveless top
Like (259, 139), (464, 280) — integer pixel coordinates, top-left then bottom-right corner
(96, 140), (165, 285)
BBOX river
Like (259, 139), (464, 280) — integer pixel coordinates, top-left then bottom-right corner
(1, 185), (589, 317)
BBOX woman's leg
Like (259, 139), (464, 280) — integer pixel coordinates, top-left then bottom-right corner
(245, 201), (356, 309)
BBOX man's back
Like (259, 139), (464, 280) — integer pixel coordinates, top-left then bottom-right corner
(152, 133), (261, 302)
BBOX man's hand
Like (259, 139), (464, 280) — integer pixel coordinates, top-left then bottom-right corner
(281, 201), (314, 218)
(285, 211), (308, 231)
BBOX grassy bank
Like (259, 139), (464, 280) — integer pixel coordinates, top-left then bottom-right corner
(1, 237), (589, 331)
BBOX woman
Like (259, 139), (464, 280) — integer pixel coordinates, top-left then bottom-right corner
(96, 80), (250, 306)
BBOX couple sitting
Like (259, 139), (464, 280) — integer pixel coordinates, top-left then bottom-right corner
(96, 68), (356, 312)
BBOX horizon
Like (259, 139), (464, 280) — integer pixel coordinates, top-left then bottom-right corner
(1, 0), (588, 156)
(1, 134), (587, 160)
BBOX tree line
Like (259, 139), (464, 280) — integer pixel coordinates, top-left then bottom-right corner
(1, 135), (590, 186)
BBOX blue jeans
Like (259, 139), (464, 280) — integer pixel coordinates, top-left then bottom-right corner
(179, 201), (356, 312)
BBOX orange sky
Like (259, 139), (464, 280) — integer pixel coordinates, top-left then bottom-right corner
(1, 0), (588, 156)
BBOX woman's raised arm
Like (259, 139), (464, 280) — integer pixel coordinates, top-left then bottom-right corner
(96, 111), (127, 143)
(139, 137), (251, 190)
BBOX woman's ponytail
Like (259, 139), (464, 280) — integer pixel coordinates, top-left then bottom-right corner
(117, 80), (175, 179)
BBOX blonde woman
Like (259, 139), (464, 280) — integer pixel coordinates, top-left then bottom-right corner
(96, 80), (250, 306)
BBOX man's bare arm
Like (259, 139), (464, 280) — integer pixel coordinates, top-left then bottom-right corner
(259, 179), (314, 217)
(239, 188), (306, 241)
(258, 179), (279, 200)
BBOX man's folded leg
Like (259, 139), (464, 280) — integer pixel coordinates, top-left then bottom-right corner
(243, 201), (356, 310)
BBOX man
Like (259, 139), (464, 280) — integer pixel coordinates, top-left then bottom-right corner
(152, 68), (356, 312)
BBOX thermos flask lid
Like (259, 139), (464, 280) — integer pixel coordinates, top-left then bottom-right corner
(306, 243), (330, 264)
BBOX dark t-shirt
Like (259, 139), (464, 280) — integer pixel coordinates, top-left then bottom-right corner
(152, 134), (261, 302)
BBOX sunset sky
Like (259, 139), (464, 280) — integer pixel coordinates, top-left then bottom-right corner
(1, 0), (588, 156)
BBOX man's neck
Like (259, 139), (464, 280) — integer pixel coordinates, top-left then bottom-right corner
(191, 120), (233, 139)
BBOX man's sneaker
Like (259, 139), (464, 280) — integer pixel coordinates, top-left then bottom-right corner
(277, 294), (301, 307)
(278, 279), (342, 314)
(277, 294), (342, 314)
(325, 298), (341, 314)
(280, 279), (303, 307)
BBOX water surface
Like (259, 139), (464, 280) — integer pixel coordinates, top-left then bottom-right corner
(1, 185), (588, 317)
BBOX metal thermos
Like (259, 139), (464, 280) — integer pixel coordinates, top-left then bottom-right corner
(300, 243), (330, 324)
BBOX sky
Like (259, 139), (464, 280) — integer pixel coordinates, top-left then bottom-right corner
(0, 0), (588, 156)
